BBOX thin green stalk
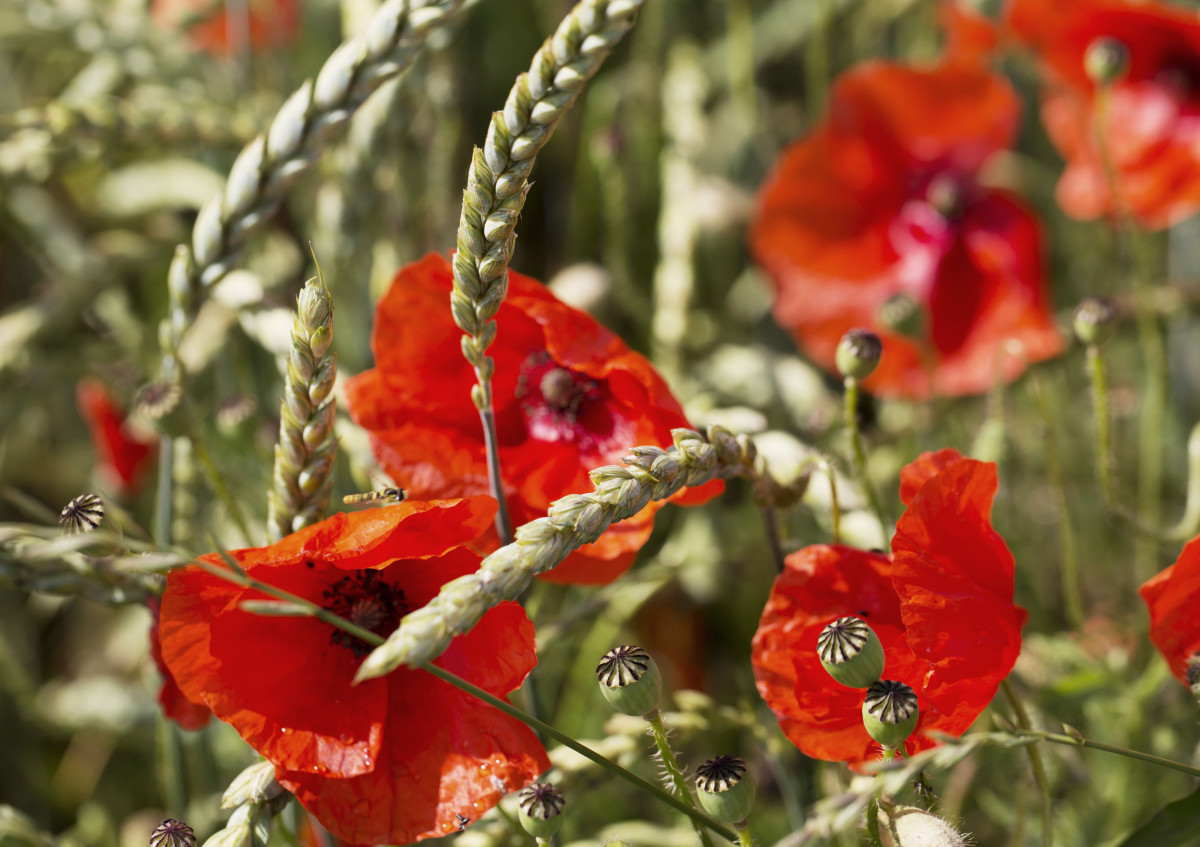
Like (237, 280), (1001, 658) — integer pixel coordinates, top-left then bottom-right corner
(1001, 679), (1053, 847)
(1094, 84), (1168, 582)
(735, 827), (753, 847)
(1087, 343), (1117, 512)
(190, 436), (253, 543)
(153, 437), (174, 546)
(647, 710), (715, 847)
(843, 377), (889, 549)
(1032, 372), (1083, 628)
(479, 406), (514, 545)
(758, 501), (785, 573)
(824, 459), (841, 545)
(1009, 727), (1200, 779)
(194, 559), (741, 844)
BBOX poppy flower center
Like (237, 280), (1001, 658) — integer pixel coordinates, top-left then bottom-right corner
(515, 352), (603, 443)
(321, 570), (407, 658)
(923, 173), (965, 221)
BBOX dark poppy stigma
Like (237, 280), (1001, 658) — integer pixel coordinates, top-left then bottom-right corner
(321, 570), (408, 657)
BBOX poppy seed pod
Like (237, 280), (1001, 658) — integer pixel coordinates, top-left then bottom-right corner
(518, 783), (565, 840)
(695, 756), (755, 824)
(878, 805), (969, 847)
(150, 820), (196, 847)
(1073, 297), (1117, 346)
(862, 679), (919, 749)
(596, 645), (662, 716)
(836, 329), (883, 381)
(818, 616), (885, 688)
(1084, 36), (1129, 86)
(876, 292), (925, 342)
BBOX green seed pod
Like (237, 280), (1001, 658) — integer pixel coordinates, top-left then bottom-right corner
(836, 329), (883, 381)
(876, 292), (925, 341)
(695, 755), (755, 825)
(1084, 37), (1129, 86)
(596, 645), (662, 716)
(517, 783), (565, 840)
(1073, 297), (1117, 346)
(862, 679), (919, 749)
(817, 616), (885, 688)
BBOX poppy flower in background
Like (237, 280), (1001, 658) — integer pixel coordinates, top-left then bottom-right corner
(76, 378), (157, 498)
(1008, 0), (1200, 229)
(750, 60), (1062, 399)
(1139, 535), (1200, 686)
(752, 449), (1026, 764)
(157, 499), (550, 844)
(344, 253), (723, 586)
(150, 0), (300, 54)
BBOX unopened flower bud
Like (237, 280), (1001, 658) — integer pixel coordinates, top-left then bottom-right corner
(836, 329), (883, 381)
(518, 783), (565, 839)
(150, 820), (195, 847)
(877, 292), (925, 340)
(878, 805), (969, 847)
(59, 493), (104, 534)
(1084, 37), (1129, 86)
(596, 645), (661, 716)
(818, 616), (885, 688)
(1074, 297), (1117, 346)
(695, 755), (755, 824)
(863, 679), (919, 749)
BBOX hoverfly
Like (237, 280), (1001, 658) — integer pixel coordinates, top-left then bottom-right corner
(342, 487), (407, 506)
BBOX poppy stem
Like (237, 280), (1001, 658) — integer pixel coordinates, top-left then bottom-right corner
(843, 377), (890, 550)
(479, 406), (515, 545)
(646, 709), (716, 847)
(1000, 679), (1053, 847)
(190, 436), (254, 545)
(1008, 727), (1200, 780)
(1086, 342), (1118, 513)
(824, 458), (841, 545)
(758, 501), (785, 573)
(1032, 370), (1084, 629)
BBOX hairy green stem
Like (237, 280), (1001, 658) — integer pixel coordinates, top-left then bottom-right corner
(1009, 727), (1200, 779)
(647, 710), (715, 847)
(1033, 372), (1083, 628)
(1087, 343), (1117, 512)
(759, 501), (785, 573)
(843, 377), (889, 549)
(1001, 679), (1053, 847)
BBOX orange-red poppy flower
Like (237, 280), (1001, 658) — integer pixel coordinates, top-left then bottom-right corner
(76, 378), (157, 497)
(1008, 0), (1200, 229)
(147, 596), (212, 731)
(344, 253), (722, 586)
(158, 498), (550, 844)
(750, 60), (1061, 399)
(1139, 535), (1200, 686)
(150, 0), (299, 54)
(752, 449), (1026, 763)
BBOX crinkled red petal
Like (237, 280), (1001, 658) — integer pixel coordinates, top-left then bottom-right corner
(1140, 536), (1200, 684)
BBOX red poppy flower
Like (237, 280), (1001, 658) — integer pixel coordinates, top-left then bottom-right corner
(147, 596), (212, 731)
(751, 449), (1026, 764)
(344, 253), (722, 586)
(158, 498), (550, 844)
(150, 0), (299, 54)
(942, 0), (1001, 63)
(1139, 535), (1200, 685)
(750, 60), (1061, 399)
(1008, 0), (1200, 228)
(76, 378), (157, 497)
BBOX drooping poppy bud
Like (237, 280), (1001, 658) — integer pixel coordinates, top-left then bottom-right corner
(695, 755), (755, 824)
(518, 783), (565, 840)
(596, 645), (662, 716)
(817, 616), (885, 688)
(862, 679), (919, 749)
(836, 329), (883, 381)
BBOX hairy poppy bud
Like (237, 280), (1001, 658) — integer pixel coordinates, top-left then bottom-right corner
(818, 616), (885, 688)
(836, 329), (883, 381)
(862, 679), (919, 749)
(518, 783), (565, 839)
(596, 645), (662, 716)
(878, 805), (969, 847)
(695, 755), (755, 824)
(1084, 37), (1129, 86)
(1073, 297), (1117, 346)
